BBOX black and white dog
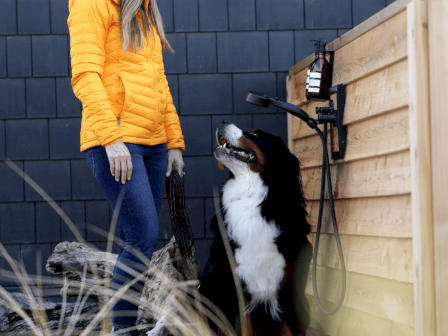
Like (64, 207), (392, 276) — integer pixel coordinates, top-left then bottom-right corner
(200, 121), (312, 336)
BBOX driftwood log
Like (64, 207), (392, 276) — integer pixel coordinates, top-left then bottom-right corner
(45, 237), (199, 335)
(0, 291), (100, 335)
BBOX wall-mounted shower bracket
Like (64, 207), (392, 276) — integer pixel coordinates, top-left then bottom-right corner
(315, 84), (347, 160)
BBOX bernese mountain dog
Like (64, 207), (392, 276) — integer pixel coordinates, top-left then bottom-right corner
(200, 121), (313, 336)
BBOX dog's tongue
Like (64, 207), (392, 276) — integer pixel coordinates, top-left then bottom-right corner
(217, 162), (226, 171)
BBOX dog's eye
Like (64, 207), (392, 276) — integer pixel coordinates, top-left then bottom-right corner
(248, 131), (258, 137)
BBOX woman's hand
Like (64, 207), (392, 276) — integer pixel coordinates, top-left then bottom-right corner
(166, 149), (185, 177)
(105, 141), (133, 184)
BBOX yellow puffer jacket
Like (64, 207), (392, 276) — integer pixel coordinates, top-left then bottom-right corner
(68, 0), (185, 152)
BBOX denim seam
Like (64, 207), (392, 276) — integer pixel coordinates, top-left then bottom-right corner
(91, 149), (96, 176)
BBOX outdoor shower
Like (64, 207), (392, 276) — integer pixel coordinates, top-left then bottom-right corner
(245, 55), (347, 315)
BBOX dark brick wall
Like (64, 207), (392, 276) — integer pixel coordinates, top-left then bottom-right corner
(0, 0), (393, 290)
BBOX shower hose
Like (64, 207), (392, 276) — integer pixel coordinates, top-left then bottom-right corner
(311, 122), (346, 315)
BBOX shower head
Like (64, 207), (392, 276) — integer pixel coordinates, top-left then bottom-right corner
(245, 91), (317, 129)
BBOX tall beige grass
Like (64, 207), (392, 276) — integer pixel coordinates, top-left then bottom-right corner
(1, 158), (245, 336)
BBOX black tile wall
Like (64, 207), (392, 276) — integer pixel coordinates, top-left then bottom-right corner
(187, 33), (217, 73)
(353, 0), (387, 27)
(198, 0), (228, 32)
(6, 119), (49, 160)
(0, 0), (17, 35)
(49, 118), (84, 159)
(26, 78), (57, 118)
(228, 0), (256, 31)
(0, 37), (6, 78)
(179, 74), (232, 115)
(20, 243), (53, 279)
(305, 0), (352, 29)
(159, 0), (174, 33)
(71, 160), (107, 200)
(50, 0), (70, 34)
(24, 160), (71, 201)
(7, 36), (32, 78)
(0, 121), (5, 160)
(269, 31), (294, 72)
(32, 35), (68, 77)
(217, 32), (269, 73)
(164, 34), (187, 74)
(253, 113), (288, 144)
(0, 79), (26, 119)
(233, 73), (277, 113)
(166, 75), (179, 111)
(179, 116), (212, 156)
(277, 72), (289, 102)
(256, 0), (304, 30)
(60, 201), (85, 242)
(85, 200), (110, 242)
(36, 201), (61, 243)
(173, 0), (199, 32)
(0, 244), (20, 286)
(0, 0), (390, 290)
(0, 203), (35, 244)
(56, 77), (82, 117)
(0, 161), (24, 202)
(17, 0), (50, 35)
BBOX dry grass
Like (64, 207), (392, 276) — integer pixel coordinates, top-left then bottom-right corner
(1, 158), (246, 336)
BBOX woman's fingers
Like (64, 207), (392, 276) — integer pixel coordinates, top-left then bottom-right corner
(114, 156), (121, 182)
(109, 157), (115, 177)
(105, 141), (133, 184)
(166, 154), (174, 177)
(126, 155), (133, 181)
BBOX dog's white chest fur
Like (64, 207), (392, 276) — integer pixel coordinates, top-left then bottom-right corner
(222, 170), (285, 320)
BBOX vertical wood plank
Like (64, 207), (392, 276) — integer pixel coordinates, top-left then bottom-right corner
(428, 2), (448, 336)
(407, 1), (436, 335)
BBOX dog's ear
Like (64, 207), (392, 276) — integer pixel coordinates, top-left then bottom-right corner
(217, 162), (226, 171)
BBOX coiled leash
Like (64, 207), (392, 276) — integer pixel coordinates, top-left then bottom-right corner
(165, 171), (196, 281)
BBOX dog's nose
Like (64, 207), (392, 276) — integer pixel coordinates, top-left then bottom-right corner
(218, 120), (232, 129)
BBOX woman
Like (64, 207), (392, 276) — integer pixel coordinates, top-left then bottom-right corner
(68, 0), (185, 334)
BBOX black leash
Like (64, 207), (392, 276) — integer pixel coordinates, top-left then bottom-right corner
(165, 171), (195, 280)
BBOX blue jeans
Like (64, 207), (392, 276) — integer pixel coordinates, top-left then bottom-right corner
(84, 142), (167, 328)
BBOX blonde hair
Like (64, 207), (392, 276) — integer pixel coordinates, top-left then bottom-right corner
(119, 0), (174, 54)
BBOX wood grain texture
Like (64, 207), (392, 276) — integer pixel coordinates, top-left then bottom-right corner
(332, 10), (408, 85)
(306, 327), (329, 336)
(306, 294), (414, 336)
(407, 2), (436, 336)
(307, 195), (412, 238)
(308, 233), (413, 283)
(290, 60), (409, 141)
(306, 265), (414, 327)
(343, 60), (409, 125)
(293, 108), (410, 167)
(301, 151), (411, 200)
(428, 3), (448, 336)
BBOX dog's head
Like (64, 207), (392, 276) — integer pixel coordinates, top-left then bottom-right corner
(215, 121), (295, 178)
(215, 120), (309, 230)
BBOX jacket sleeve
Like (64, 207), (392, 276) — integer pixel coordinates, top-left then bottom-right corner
(152, 37), (185, 152)
(68, 0), (123, 147)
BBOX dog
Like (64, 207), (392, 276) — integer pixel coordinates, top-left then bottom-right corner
(199, 121), (312, 336)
